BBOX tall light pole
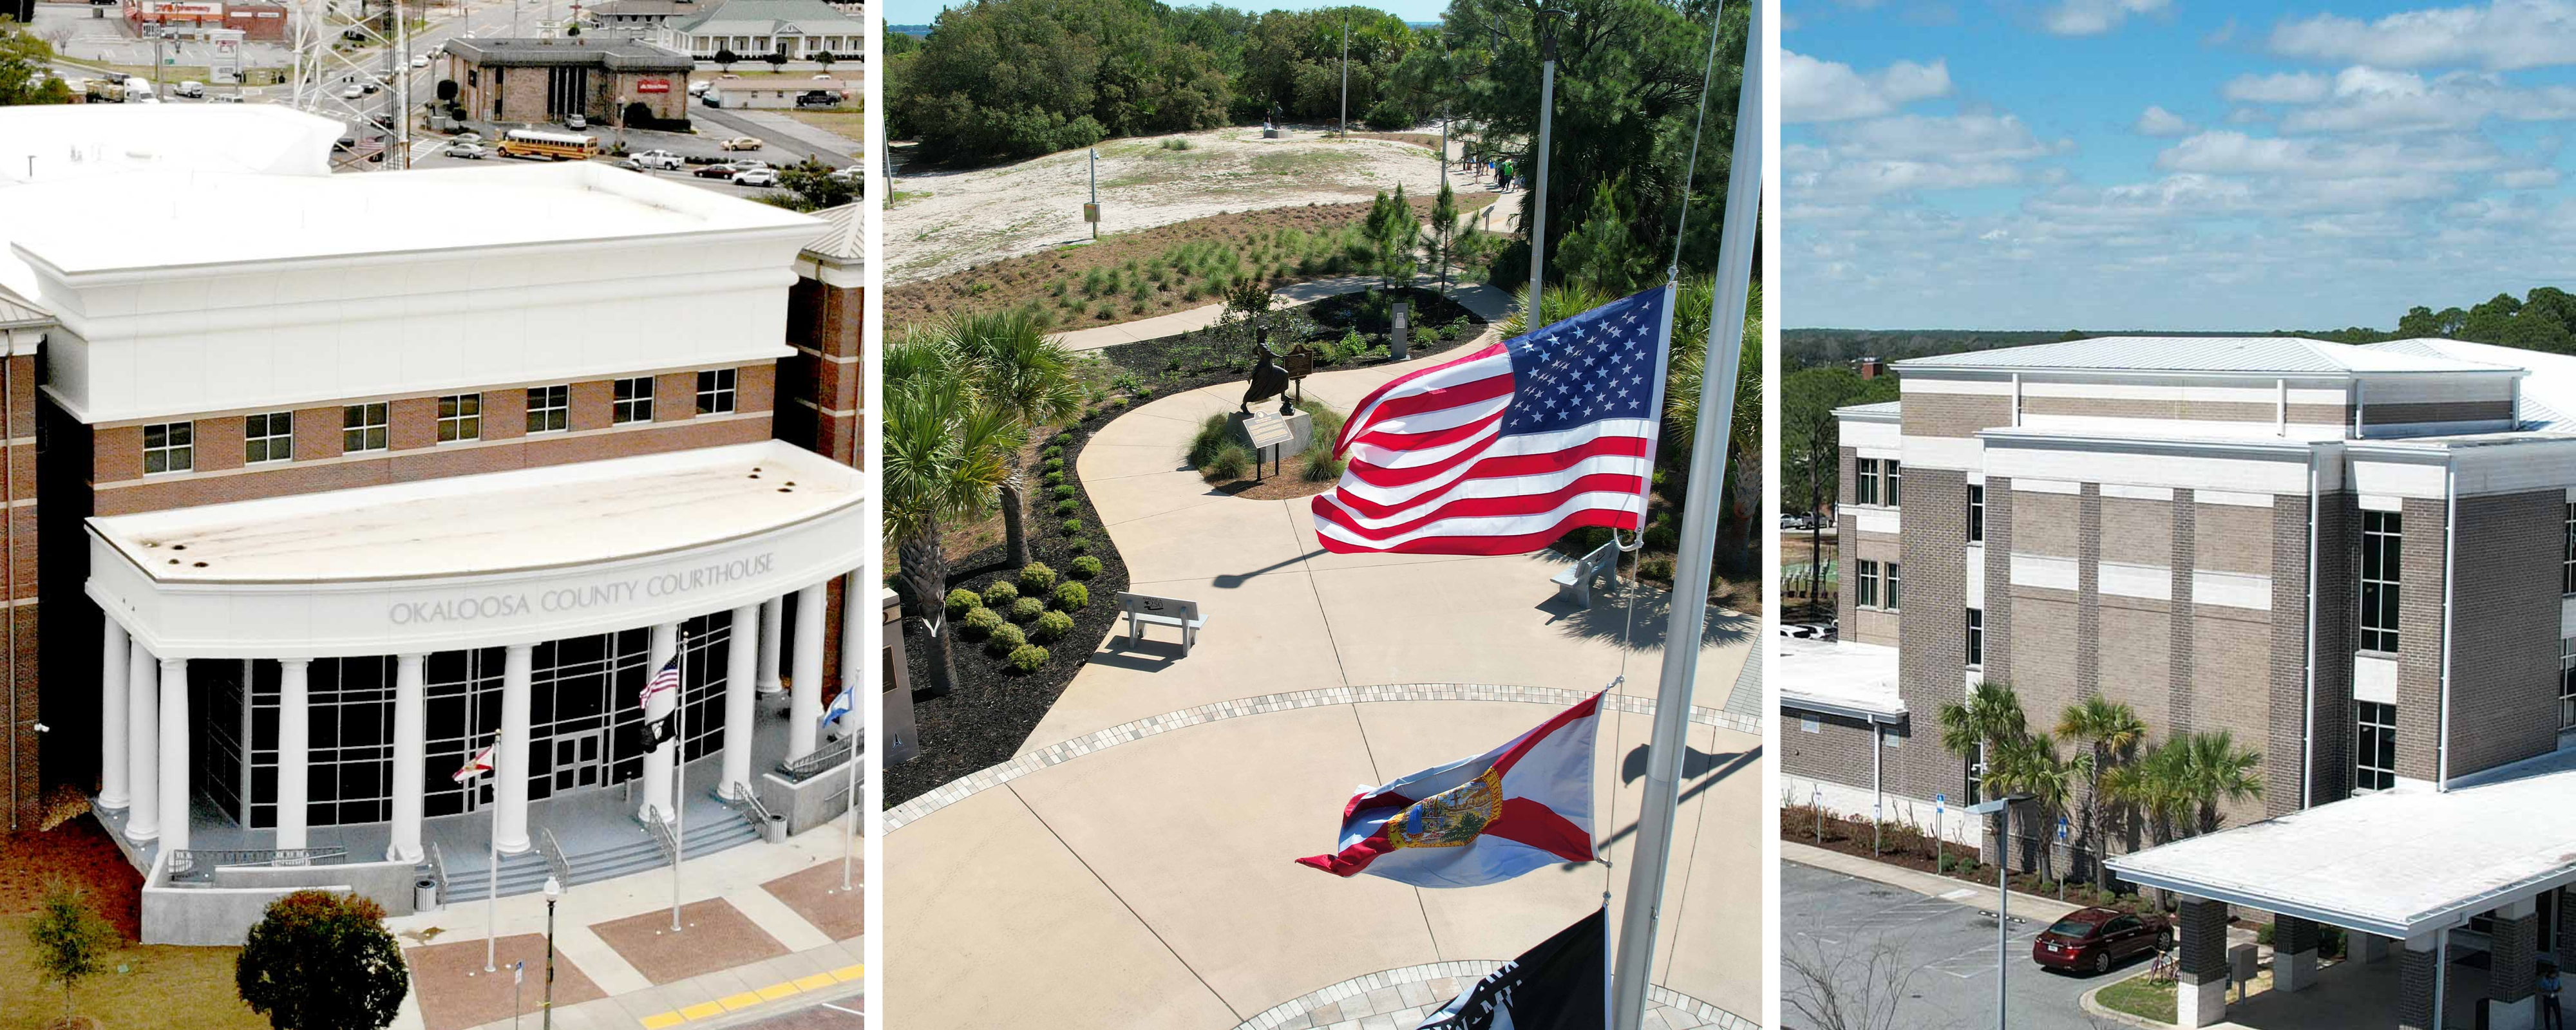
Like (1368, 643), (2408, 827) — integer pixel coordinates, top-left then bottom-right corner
(1337, 12), (1349, 139)
(1969, 795), (2031, 1030)
(540, 876), (562, 1030)
(1524, 5), (1570, 328)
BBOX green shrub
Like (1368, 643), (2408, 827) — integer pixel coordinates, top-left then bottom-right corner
(1032, 609), (1075, 642)
(1186, 413), (1233, 468)
(1070, 555), (1103, 579)
(987, 623), (1026, 653)
(1066, 536), (1092, 553)
(1160, 136), (1194, 151)
(1010, 596), (1046, 621)
(961, 606), (1003, 639)
(1042, 445), (1063, 460)
(1302, 451), (1346, 482)
(1019, 562), (1058, 592)
(1640, 556), (1676, 580)
(1054, 581), (1090, 611)
(1044, 471), (1065, 486)
(1007, 644), (1050, 671)
(1045, 456), (1065, 472)
(981, 580), (1019, 605)
(1063, 519), (1087, 534)
(1051, 484), (1079, 501)
(1644, 526), (1678, 552)
(944, 588), (981, 620)
(1202, 443), (1253, 482)
(1053, 499), (1079, 516)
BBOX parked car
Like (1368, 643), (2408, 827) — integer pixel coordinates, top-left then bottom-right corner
(828, 165), (864, 183)
(627, 149), (684, 170)
(731, 167), (779, 187)
(692, 162), (744, 179)
(2032, 907), (2170, 976)
(719, 136), (763, 151)
(566, 113), (587, 130)
(214, 93), (244, 103)
(341, 83), (365, 100)
(411, 53), (430, 68)
(173, 80), (205, 98)
(688, 79), (711, 96)
(451, 131), (484, 145)
(444, 142), (488, 160)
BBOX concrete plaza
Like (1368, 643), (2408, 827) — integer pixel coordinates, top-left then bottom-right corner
(885, 346), (1765, 1029)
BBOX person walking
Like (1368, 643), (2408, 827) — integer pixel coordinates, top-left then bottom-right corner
(2544, 959), (2565, 1030)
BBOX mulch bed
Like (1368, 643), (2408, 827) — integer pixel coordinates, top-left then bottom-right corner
(1092, 286), (1487, 391)
(0, 807), (144, 941)
(1782, 803), (2157, 915)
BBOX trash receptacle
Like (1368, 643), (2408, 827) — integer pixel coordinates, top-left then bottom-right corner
(761, 814), (788, 843)
(415, 877), (440, 913)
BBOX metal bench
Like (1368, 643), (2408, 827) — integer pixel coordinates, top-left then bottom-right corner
(1117, 592), (1207, 656)
(1551, 540), (1622, 608)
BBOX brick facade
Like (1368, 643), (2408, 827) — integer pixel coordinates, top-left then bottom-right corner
(1783, 711), (1880, 785)
(1893, 468), (1968, 805)
(2447, 490), (2562, 780)
(2397, 496), (2448, 782)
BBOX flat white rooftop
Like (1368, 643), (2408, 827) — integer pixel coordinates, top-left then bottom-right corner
(2109, 749), (2576, 937)
(1776, 635), (1904, 721)
(1899, 335), (2524, 376)
(0, 104), (341, 187)
(91, 440), (860, 583)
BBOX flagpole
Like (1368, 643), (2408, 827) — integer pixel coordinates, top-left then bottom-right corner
(1608, 3), (1760, 1027)
(672, 632), (687, 933)
(842, 711), (857, 892)
(486, 781), (499, 973)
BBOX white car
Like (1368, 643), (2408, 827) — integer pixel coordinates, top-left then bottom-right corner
(173, 80), (204, 98)
(341, 83), (364, 100)
(731, 167), (779, 187)
(444, 142), (488, 159)
(451, 131), (484, 145)
(628, 149), (685, 170)
(566, 114), (587, 129)
(719, 136), (764, 151)
(411, 54), (430, 68)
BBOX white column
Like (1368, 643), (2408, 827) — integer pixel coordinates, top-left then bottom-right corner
(639, 623), (679, 822)
(789, 582), (825, 759)
(156, 657), (190, 856)
(495, 644), (533, 854)
(125, 640), (159, 843)
(387, 653), (426, 864)
(276, 659), (310, 851)
(97, 619), (129, 811)
(835, 570), (862, 743)
(757, 595), (784, 694)
(723, 604), (758, 799)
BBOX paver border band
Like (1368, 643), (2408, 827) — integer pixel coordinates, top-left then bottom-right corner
(886, 682), (1763, 832)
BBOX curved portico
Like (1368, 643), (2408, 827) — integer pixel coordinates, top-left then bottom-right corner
(85, 440), (866, 864)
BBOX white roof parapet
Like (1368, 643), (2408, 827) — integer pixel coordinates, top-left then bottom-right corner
(1898, 335), (2525, 377)
(1776, 637), (1904, 723)
(1833, 400), (1900, 421)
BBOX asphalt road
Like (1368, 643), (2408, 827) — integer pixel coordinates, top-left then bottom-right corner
(1781, 861), (2138, 1030)
(724, 991), (863, 1029)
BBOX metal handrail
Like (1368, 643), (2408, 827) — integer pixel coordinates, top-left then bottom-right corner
(536, 826), (573, 885)
(775, 735), (861, 782)
(640, 807), (677, 862)
(726, 784), (778, 826)
(167, 847), (350, 881)
(424, 840), (449, 896)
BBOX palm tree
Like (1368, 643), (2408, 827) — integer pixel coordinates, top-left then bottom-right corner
(2175, 730), (2264, 835)
(2058, 697), (2146, 883)
(1496, 280), (1615, 337)
(932, 312), (1083, 568)
(1936, 682), (2028, 865)
(1985, 733), (2087, 886)
(883, 338), (1021, 698)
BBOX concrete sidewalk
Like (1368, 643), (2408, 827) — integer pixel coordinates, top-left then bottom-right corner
(1785, 840), (2087, 925)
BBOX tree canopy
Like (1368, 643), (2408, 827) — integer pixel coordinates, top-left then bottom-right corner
(1, 23), (75, 107)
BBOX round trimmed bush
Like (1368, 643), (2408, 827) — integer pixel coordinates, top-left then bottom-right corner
(1019, 562), (1058, 592)
(1044, 471), (1065, 487)
(1032, 609), (1075, 642)
(1010, 596), (1046, 621)
(944, 588), (981, 620)
(1045, 456), (1065, 472)
(1007, 644), (1050, 672)
(1066, 536), (1092, 553)
(1070, 555), (1103, 579)
(986, 623), (1026, 653)
(1644, 526), (1678, 552)
(1054, 581), (1090, 612)
(1053, 499), (1079, 517)
(981, 580), (1019, 605)
(1063, 519), (1087, 534)
(1052, 484), (1079, 501)
(961, 606), (1003, 640)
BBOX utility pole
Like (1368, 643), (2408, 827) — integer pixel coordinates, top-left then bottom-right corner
(1526, 6), (1564, 328)
(394, 0), (412, 168)
(1088, 147), (1098, 240)
(1337, 12), (1348, 139)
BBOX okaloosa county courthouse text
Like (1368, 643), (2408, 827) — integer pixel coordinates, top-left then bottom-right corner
(1785, 335), (2576, 1030)
(0, 102), (871, 942)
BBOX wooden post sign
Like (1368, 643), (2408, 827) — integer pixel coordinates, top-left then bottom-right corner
(1283, 346), (1314, 403)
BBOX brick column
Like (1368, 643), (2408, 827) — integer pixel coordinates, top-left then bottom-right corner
(2401, 935), (2442, 1030)
(2177, 896), (2230, 1028)
(2495, 897), (2541, 1030)
(2559, 888), (2576, 972)
(2274, 915), (2320, 992)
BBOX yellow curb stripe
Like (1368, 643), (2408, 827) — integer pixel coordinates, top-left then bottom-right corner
(792, 973), (837, 991)
(679, 1002), (725, 1020)
(829, 964), (863, 982)
(755, 982), (801, 1002)
(717, 991), (767, 1011)
(640, 1014), (686, 1029)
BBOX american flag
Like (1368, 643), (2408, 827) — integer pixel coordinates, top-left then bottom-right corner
(1311, 286), (1671, 554)
(638, 655), (681, 711)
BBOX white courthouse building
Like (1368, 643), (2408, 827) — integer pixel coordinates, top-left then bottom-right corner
(0, 106), (868, 930)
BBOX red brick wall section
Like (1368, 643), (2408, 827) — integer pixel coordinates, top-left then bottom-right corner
(389, 396), (438, 451)
(193, 417), (245, 474)
(654, 372), (696, 424)
(571, 380), (614, 432)
(737, 364), (777, 414)
(93, 426), (141, 483)
(483, 389), (528, 442)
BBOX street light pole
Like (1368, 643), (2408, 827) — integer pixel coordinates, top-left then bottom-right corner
(1526, 6), (1567, 328)
(1969, 794), (2030, 1030)
(541, 876), (561, 1030)
(1337, 12), (1348, 139)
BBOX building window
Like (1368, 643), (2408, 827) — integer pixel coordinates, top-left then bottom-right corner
(142, 421), (193, 474)
(2355, 700), (2397, 792)
(696, 368), (736, 415)
(1885, 563), (1902, 611)
(1855, 559), (1880, 608)
(1799, 715), (1821, 734)
(1966, 608), (1984, 668)
(1968, 484), (1985, 543)
(2564, 502), (2573, 595)
(2562, 638), (2575, 731)
(245, 411), (293, 464)
(527, 385), (569, 434)
(2360, 510), (2402, 653)
(1965, 743), (1986, 805)
(343, 402), (389, 454)
(1886, 461), (1902, 507)
(1856, 459), (1880, 506)
(437, 393), (481, 444)
(613, 377), (655, 424)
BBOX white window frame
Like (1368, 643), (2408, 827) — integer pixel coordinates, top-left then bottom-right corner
(2356, 700), (2398, 792)
(1855, 559), (1881, 609)
(1885, 460), (1902, 507)
(1966, 608), (1984, 668)
(2563, 501), (2573, 596)
(1855, 458), (1880, 507)
(696, 368), (737, 415)
(343, 402), (389, 454)
(244, 411), (292, 465)
(437, 393), (481, 444)
(613, 377), (655, 425)
(2561, 637), (2575, 731)
(2361, 510), (2402, 653)
(142, 421), (193, 475)
(1884, 562), (1902, 611)
(527, 384), (570, 435)
(1799, 715), (1821, 734)
(1967, 483), (1985, 543)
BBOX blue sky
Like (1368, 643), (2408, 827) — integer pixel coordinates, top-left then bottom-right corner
(886, 0), (1447, 26)
(1785, 1), (2576, 330)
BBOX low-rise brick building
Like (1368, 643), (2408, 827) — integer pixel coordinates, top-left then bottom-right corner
(439, 37), (696, 126)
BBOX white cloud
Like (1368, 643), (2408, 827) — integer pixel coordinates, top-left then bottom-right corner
(2269, 67), (2576, 135)
(2135, 105), (2195, 136)
(2498, 168), (2562, 188)
(1823, 112), (2060, 162)
(2268, 0), (2576, 71)
(2155, 130), (2503, 180)
(1783, 51), (1952, 123)
(2042, 0), (2170, 36)
(2222, 71), (2330, 104)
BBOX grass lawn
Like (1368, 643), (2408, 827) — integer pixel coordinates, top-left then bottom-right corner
(2096, 971), (2177, 1024)
(782, 109), (866, 142)
(0, 922), (268, 1030)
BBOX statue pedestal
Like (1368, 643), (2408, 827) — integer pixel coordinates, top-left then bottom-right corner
(1262, 127), (1283, 139)
(1228, 409), (1312, 459)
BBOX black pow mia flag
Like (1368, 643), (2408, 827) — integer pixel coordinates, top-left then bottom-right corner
(628, 713), (677, 753)
(1416, 907), (1605, 1030)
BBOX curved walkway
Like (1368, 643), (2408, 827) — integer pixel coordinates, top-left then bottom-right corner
(1235, 962), (1756, 1030)
(884, 353), (1761, 1028)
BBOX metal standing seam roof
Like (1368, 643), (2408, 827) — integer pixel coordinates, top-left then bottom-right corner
(802, 201), (861, 264)
(0, 287), (50, 330)
(1895, 336), (2524, 375)
(1833, 400), (1900, 418)
(663, 0), (864, 35)
(440, 37), (698, 70)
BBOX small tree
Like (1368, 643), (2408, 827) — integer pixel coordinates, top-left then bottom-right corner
(763, 49), (788, 69)
(26, 880), (117, 1024)
(236, 890), (408, 1030)
(1427, 179), (1458, 295)
(811, 50), (836, 74)
(1361, 184), (1418, 294)
(773, 156), (856, 211)
(712, 47), (739, 72)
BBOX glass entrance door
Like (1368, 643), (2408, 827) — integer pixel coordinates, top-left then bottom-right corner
(551, 730), (605, 794)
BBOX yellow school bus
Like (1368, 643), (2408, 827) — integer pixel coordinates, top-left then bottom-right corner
(497, 129), (600, 162)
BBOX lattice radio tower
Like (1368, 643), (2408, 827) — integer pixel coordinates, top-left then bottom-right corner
(288, 0), (413, 171)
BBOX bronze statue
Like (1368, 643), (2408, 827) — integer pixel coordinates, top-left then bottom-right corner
(1242, 328), (1294, 415)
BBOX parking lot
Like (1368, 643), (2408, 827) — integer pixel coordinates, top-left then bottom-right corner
(1781, 861), (2133, 1030)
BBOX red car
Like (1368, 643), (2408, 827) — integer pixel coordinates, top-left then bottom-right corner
(2032, 906), (2171, 975)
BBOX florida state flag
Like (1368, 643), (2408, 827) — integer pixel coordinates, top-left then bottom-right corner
(1296, 693), (1600, 888)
